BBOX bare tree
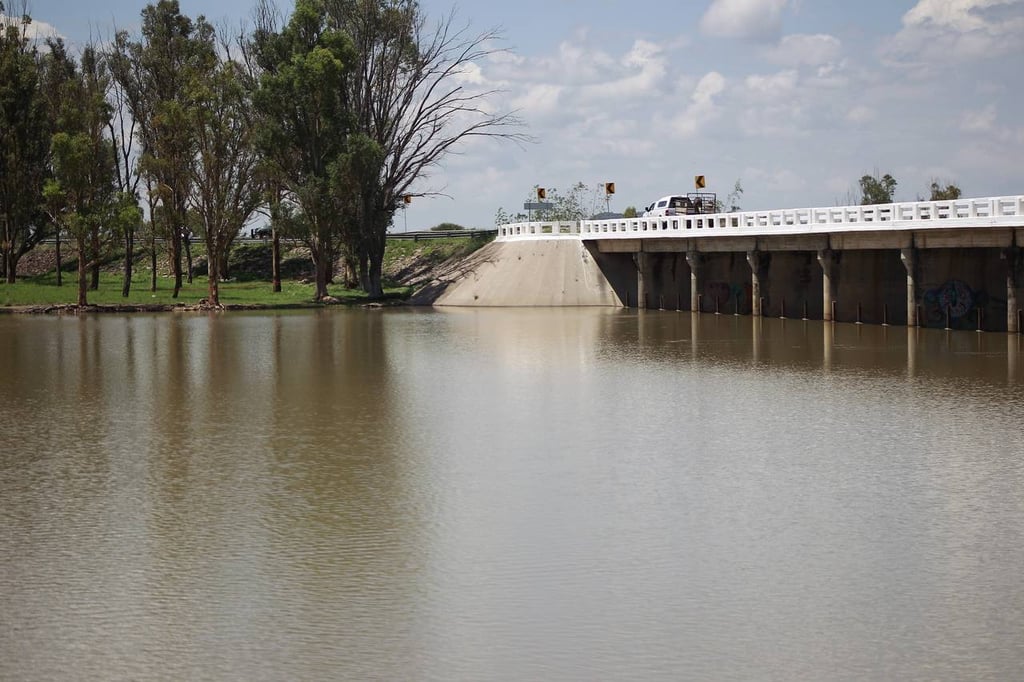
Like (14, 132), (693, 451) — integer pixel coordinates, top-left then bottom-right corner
(326, 0), (530, 297)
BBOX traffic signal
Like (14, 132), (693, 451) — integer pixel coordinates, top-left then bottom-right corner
(403, 195), (412, 204)
(537, 187), (546, 200)
(695, 175), (706, 189)
(605, 182), (615, 195)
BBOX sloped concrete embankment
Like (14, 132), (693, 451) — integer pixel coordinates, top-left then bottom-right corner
(410, 240), (622, 306)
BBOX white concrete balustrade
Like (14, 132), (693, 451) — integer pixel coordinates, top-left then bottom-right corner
(495, 195), (1024, 242)
(495, 221), (581, 240)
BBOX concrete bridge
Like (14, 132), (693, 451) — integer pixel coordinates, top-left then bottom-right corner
(488, 195), (1024, 333)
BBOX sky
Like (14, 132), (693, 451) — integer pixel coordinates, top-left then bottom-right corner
(10, 0), (1024, 230)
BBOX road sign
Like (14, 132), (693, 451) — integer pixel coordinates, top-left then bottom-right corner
(695, 175), (706, 189)
(537, 187), (546, 199)
(524, 202), (553, 210)
(605, 182), (615, 195)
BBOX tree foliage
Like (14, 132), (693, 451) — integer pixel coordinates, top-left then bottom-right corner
(714, 178), (744, 213)
(189, 49), (263, 306)
(859, 172), (897, 205)
(0, 8), (51, 282)
(929, 180), (961, 201)
(3, 0), (525, 301)
(110, 0), (216, 298)
(322, 0), (527, 297)
(249, 0), (355, 301)
(41, 42), (132, 306)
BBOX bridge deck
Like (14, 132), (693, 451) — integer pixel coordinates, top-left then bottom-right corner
(496, 195), (1024, 242)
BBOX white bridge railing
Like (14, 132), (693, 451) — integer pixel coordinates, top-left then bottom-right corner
(495, 221), (581, 240)
(495, 195), (1024, 242)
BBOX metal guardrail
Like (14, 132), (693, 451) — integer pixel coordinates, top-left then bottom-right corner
(387, 229), (496, 241)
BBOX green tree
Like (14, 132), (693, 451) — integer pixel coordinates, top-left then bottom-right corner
(110, 0), (216, 298)
(623, 206), (638, 218)
(249, 0), (354, 301)
(714, 178), (743, 212)
(533, 182), (590, 222)
(859, 171), (897, 205)
(189, 50), (262, 307)
(325, 0), (528, 298)
(105, 36), (146, 297)
(929, 180), (961, 201)
(42, 43), (135, 307)
(0, 6), (50, 283)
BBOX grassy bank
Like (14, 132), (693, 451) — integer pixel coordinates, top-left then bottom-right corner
(0, 234), (491, 309)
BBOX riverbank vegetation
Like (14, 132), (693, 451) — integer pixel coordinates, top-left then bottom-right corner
(0, 0), (523, 308)
(0, 234), (491, 309)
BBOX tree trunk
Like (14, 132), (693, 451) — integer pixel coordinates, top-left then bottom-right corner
(76, 236), (88, 307)
(149, 233), (157, 292)
(206, 236), (220, 307)
(122, 228), (134, 297)
(271, 230), (281, 293)
(4, 250), (18, 284)
(55, 230), (63, 287)
(314, 255), (330, 300)
(184, 232), (193, 284)
(367, 249), (385, 299)
(311, 237), (330, 301)
(357, 253), (369, 292)
(219, 250), (229, 281)
(171, 227), (182, 298)
(90, 225), (100, 290)
(342, 255), (358, 289)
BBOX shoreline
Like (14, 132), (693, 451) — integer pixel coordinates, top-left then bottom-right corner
(0, 299), (409, 315)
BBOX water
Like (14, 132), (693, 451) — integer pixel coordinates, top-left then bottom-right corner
(2, 309), (1023, 680)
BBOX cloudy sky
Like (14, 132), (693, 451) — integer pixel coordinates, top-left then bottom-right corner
(11, 0), (1024, 229)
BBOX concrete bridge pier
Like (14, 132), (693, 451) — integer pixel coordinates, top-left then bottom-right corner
(634, 251), (650, 309)
(900, 247), (918, 327)
(1005, 247), (1021, 333)
(747, 250), (764, 317)
(817, 249), (837, 321)
(686, 250), (702, 312)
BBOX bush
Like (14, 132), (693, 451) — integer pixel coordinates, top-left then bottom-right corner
(430, 222), (464, 231)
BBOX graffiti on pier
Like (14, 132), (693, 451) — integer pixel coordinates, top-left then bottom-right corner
(703, 281), (751, 312)
(922, 279), (991, 328)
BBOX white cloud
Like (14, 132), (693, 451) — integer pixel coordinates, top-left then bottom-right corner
(700, 0), (791, 40)
(744, 167), (808, 193)
(958, 104), (1024, 144)
(672, 71), (726, 137)
(846, 106), (877, 124)
(882, 0), (1024, 69)
(1, 14), (62, 43)
(744, 70), (798, 96)
(455, 62), (487, 86)
(766, 34), (842, 67)
(903, 0), (1022, 31)
(961, 104), (997, 131)
(511, 84), (564, 118)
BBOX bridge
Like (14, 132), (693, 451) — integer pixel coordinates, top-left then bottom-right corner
(492, 195), (1024, 332)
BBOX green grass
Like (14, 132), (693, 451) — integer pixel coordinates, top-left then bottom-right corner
(0, 270), (410, 308)
(0, 234), (484, 309)
(382, 234), (493, 280)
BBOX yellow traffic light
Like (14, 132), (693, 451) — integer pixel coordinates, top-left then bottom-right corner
(537, 187), (546, 200)
(605, 182), (615, 195)
(695, 175), (706, 189)
(403, 195), (412, 204)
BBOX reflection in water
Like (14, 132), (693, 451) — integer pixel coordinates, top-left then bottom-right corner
(2, 309), (1023, 680)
